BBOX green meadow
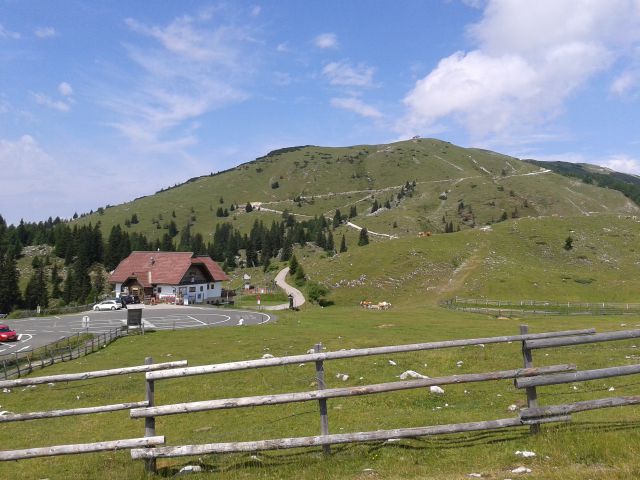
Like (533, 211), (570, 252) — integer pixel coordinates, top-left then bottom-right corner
(1, 304), (640, 480)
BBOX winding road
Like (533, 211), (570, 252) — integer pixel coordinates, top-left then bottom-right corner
(263, 267), (306, 310)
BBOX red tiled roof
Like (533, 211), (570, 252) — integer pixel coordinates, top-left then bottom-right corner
(109, 251), (228, 286)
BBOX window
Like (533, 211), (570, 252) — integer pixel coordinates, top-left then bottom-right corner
(157, 287), (162, 293)
(200, 286), (203, 292)
(189, 287), (196, 293)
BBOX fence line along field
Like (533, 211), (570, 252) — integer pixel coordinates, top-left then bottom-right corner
(2, 314), (640, 479)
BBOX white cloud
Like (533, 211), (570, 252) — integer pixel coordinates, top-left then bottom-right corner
(35, 26), (57, 38)
(322, 61), (375, 87)
(0, 24), (20, 39)
(276, 42), (289, 52)
(401, 0), (640, 142)
(330, 97), (382, 119)
(314, 33), (338, 49)
(58, 82), (73, 96)
(611, 71), (639, 96)
(251, 5), (262, 17)
(32, 92), (70, 112)
(108, 10), (256, 153)
(602, 154), (640, 174)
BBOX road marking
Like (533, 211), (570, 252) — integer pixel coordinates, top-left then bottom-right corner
(186, 315), (207, 325)
(17, 346), (31, 352)
(238, 318), (244, 326)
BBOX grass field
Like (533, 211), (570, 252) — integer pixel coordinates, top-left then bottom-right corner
(2, 304), (640, 479)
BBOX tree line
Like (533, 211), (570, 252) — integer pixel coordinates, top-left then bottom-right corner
(0, 209), (354, 314)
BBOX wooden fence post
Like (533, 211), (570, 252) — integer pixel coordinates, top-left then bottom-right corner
(314, 343), (331, 455)
(144, 357), (157, 473)
(520, 325), (540, 434)
(14, 353), (20, 377)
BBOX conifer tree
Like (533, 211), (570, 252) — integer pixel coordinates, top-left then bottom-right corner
(358, 228), (369, 246)
(289, 254), (299, 275)
(0, 252), (21, 313)
(340, 234), (347, 253)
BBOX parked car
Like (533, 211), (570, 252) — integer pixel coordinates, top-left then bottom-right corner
(119, 295), (141, 304)
(0, 324), (18, 342)
(93, 300), (123, 311)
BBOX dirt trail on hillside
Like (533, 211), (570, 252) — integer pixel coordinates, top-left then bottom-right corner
(437, 241), (488, 298)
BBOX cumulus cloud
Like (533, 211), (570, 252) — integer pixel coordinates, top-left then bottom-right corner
(314, 32), (338, 49)
(32, 92), (70, 112)
(401, 0), (640, 142)
(0, 24), (20, 39)
(58, 82), (73, 96)
(602, 154), (640, 174)
(35, 26), (57, 38)
(330, 97), (382, 118)
(323, 61), (375, 87)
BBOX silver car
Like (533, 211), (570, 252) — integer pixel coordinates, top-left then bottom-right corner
(93, 299), (123, 311)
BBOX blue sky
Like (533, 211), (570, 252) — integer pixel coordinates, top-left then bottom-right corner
(1, 0), (640, 225)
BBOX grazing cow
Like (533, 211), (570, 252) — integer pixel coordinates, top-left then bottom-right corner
(360, 300), (372, 308)
(378, 301), (392, 310)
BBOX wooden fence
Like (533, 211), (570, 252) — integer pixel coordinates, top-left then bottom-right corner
(0, 359), (187, 461)
(0, 327), (123, 380)
(444, 297), (640, 316)
(3, 325), (640, 475)
(128, 327), (602, 471)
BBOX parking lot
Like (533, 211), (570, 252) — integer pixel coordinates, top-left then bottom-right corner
(0, 305), (273, 355)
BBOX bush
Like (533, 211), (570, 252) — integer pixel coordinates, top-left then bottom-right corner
(306, 281), (329, 305)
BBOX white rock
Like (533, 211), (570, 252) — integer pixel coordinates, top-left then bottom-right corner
(178, 465), (203, 473)
(608, 386), (615, 391)
(261, 353), (274, 359)
(456, 361), (464, 367)
(508, 404), (519, 412)
(341, 374), (349, 381)
(515, 450), (536, 458)
(497, 394), (502, 397)
(307, 348), (315, 354)
(298, 363), (305, 367)
(467, 474), (482, 478)
(400, 370), (429, 380)
(430, 385), (445, 395)
(388, 360), (397, 366)
(511, 466), (532, 473)
(2, 388), (11, 393)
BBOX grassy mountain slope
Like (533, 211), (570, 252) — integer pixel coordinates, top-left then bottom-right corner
(298, 213), (640, 306)
(76, 139), (638, 241)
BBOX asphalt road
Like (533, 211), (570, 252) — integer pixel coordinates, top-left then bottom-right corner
(0, 305), (273, 356)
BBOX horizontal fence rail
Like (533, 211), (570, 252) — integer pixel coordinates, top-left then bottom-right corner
(524, 329), (640, 350)
(0, 437), (165, 461)
(147, 328), (595, 381)
(521, 396), (640, 419)
(515, 364), (640, 389)
(131, 416), (571, 459)
(0, 360), (188, 389)
(131, 364), (576, 419)
(0, 401), (149, 423)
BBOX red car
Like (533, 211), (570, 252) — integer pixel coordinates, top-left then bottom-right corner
(0, 324), (18, 342)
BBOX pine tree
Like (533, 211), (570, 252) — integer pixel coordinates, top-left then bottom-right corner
(245, 202), (253, 213)
(332, 209), (342, 228)
(294, 264), (306, 287)
(358, 228), (369, 246)
(371, 199), (379, 213)
(326, 231), (335, 253)
(349, 205), (357, 218)
(340, 235), (347, 253)
(24, 267), (48, 310)
(0, 253), (21, 313)
(51, 263), (62, 298)
(289, 254), (299, 275)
